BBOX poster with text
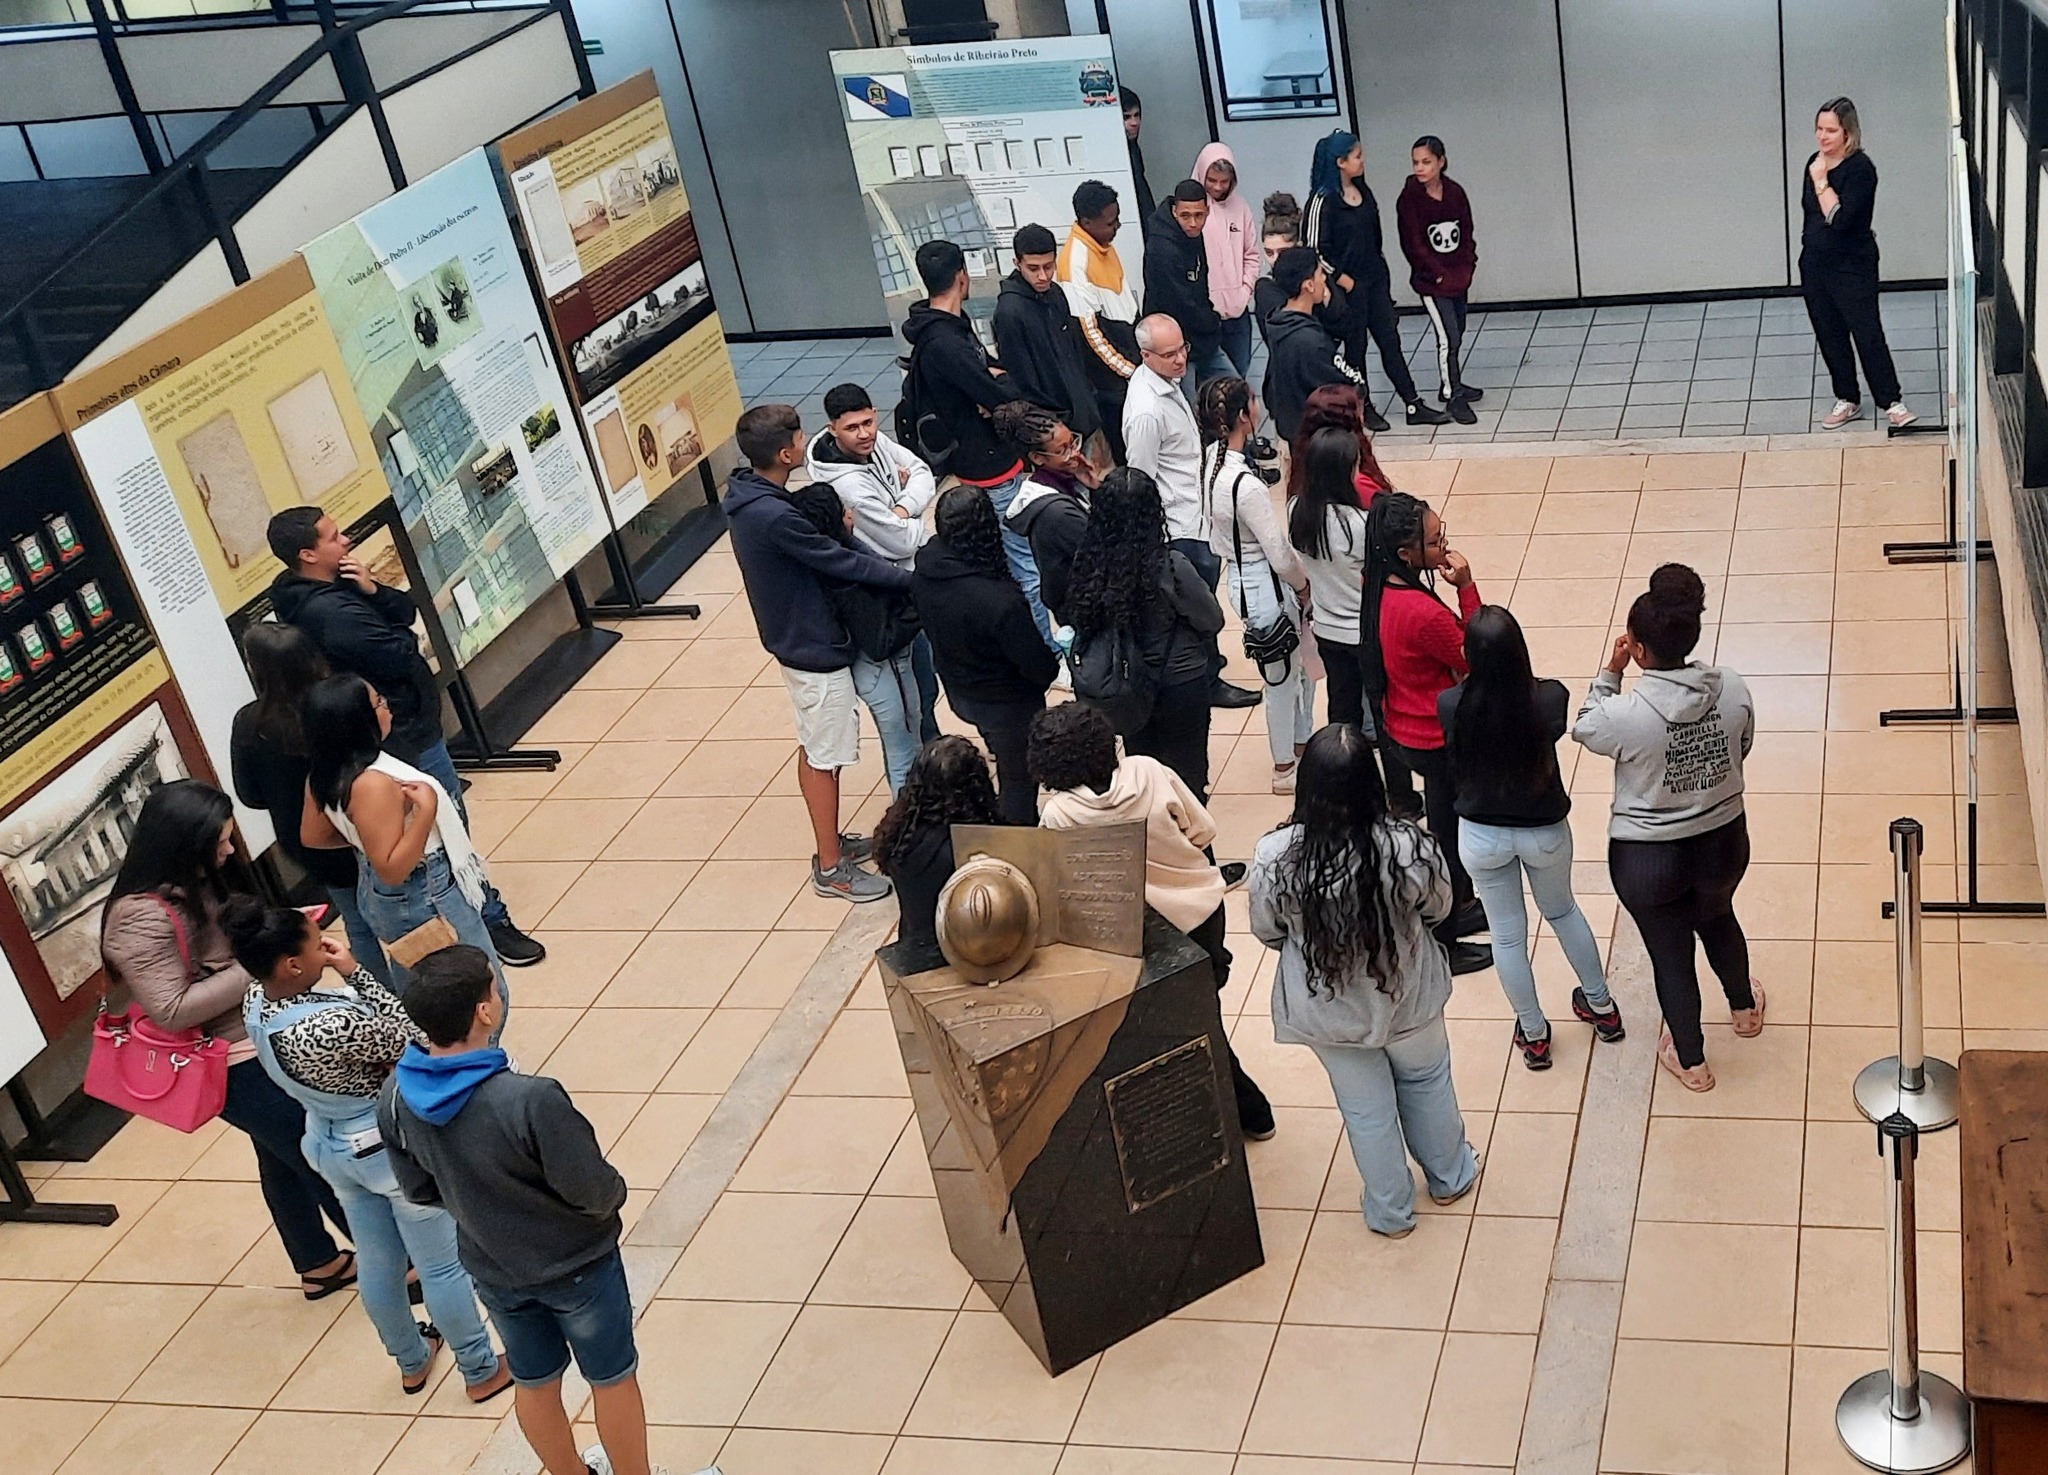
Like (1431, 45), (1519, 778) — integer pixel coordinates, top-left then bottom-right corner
(0, 395), (214, 1045)
(301, 149), (612, 666)
(829, 37), (1140, 331)
(498, 73), (742, 524)
(57, 260), (394, 855)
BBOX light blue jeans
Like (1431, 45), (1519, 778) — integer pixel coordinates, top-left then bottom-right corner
(1459, 817), (1614, 1040)
(306, 1124), (499, 1385)
(1227, 557), (1316, 766)
(324, 881), (393, 991)
(413, 739), (511, 930)
(852, 649), (920, 794)
(1309, 1014), (1479, 1235)
(357, 848), (509, 1040)
(982, 470), (1054, 647)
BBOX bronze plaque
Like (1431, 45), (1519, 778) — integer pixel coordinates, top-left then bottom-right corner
(1103, 1035), (1230, 1213)
(951, 821), (1146, 956)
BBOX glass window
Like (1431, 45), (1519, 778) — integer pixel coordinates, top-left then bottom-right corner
(1205, 0), (1339, 121)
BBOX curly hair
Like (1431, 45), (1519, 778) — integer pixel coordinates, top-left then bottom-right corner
(1357, 491), (1431, 701)
(1268, 725), (1433, 993)
(1062, 466), (1167, 635)
(1627, 562), (1708, 665)
(874, 736), (1000, 877)
(992, 400), (1063, 459)
(931, 485), (1007, 575)
(1261, 191), (1301, 240)
(1026, 702), (1118, 794)
(1285, 384), (1391, 502)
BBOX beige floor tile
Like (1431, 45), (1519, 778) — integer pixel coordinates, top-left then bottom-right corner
(609, 1092), (718, 1188)
(1743, 446), (1840, 487)
(569, 1092), (644, 1154)
(463, 744), (588, 803)
(1823, 728), (1955, 792)
(496, 1005), (582, 1072)
(869, 1121), (936, 1199)
(1828, 672), (1952, 732)
(662, 1190), (860, 1302)
(47, 1400), (254, 1475)
(84, 1179), (268, 1286)
(1842, 443), (1942, 485)
(630, 1297), (798, 1424)
(657, 1007), (780, 1094)
(371, 1415), (495, 1474)
(1054, 1450), (1234, 1475)
(658, 739), (795, 797)
(1785, 1343), (1964, 1475)
(794, 1008), (910, 1097)
(0, 1281), (68, 1364)
(1739, 940), (1814, 1025)
(1507, 577), (1623, 627)
(542, 1006), (704, 1093)
(1454, 533), (1529, 581)
(1176, 1206), (1310, 1324)
(0, 1179), (169, 1281)
(578, 637), (690, 689)
(1722, 573), (1836, 624)
(1623, 528), (1731, 578)
(1715, 621), (1831, 675)
(1419, 1329), (1536, 1466)
(1285, 1210), (1467, 1329)
(611, 686), (744, 743)
(1805, 1025), (1960, 1122)
(1457, 459), (1553, 495)
(511, 930), (641, 1008)
(1744, 675), (1829, 730)
(1520, 533), (1632, 580)
(527, 688), (636, 743)
(1800, 1119), (1889, 1230)
(1321, 1113), (1497, 1216)
(1449, 1215), (1557, 1333)
(1547, 456), (1645, 493)
(216, 1409), (407, 1475)
(731, 1095), (911, 1194)
(740, 1302), (951, 1434)
(600, 929), (762, 1008)
(1812, 939), (1958, 1028)
(715, 795), (831, 860)
(1636, 1116), (1804, 1224)
(1445, 492), (1541, 535)
(660, 859), (810, 930)
(541, 859), (698, 930)
(1386, 457), (1458, 497)
(463, 797), (533, 851)
(1651, 1024), (1808, 1119)
(706, 686), (808, 743)
(492, 797), (642, 862)
(883, 1436), (1060, 1475)
(1834, 566), (1947, 623)
(1728, 525), (1837, 575)
(724, 929), (832, 1008)
(1621, 1220), (1797, 1343)
(1794, 1226), (1961, 1352)
(52, 1116), (224, 1182)
(481, 860), (585, 926)
(905, 1309), (1095, 1443)
(1738, 864), (1818, 940)
(0, 1281), (208, 1400)
(1445, 1016), (1510, 1113)
(1240, 1324), (1436, 1461)
(715, 1428), (893, 1474)
(1829, 619), (1953, 676)
(1226, 1022), (1343, 1110)
(2, 1397), (109, 1475)
(1603, 1337), (1791, 1474)
(1646, 451), (1744, 491)
(1821, 792), (1954, 866)
(271, 1310), (458, 1416)
(1476, 1113), (1575, 1217)
(1961, 943), (2048, 1027)
(810, 1196), (972, 1310)
(657, 638), (774, 688)
(599, 794), (751, 860)
(1735, 485), (1839, 530)
(1634, 488), (1738, 532)
(1071, 1315), (1275, 1452)
(1814, 862), (1899, 942)
(126, 1285), (344, 1408)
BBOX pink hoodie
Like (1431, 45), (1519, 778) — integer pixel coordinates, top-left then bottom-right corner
(1193, 142), (1261, 322)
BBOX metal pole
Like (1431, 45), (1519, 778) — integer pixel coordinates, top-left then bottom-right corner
(1855, 820), (1960, 1129)
(1834, 1112), (1971, 1473)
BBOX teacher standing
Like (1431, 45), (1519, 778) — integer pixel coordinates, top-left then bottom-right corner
(1801, 96), (1916, 430)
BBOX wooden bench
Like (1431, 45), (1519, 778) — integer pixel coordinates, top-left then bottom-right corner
(1961, 1049), (2048, 1472)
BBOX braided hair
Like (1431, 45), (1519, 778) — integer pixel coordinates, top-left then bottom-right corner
(1358, 491), (1431, 701)
(931, 485), (1008, 575)
(1196, 376), (1255, 536)
(1064, 466), (1168, 635)
(992, 400), (1062, 460)
(874, 735), (1000, 878)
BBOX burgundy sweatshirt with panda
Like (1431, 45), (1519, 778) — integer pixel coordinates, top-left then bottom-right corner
(1396, 175), (1477, 298)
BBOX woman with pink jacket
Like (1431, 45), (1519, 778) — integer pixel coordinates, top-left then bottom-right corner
(1194, 142), (1263, 379)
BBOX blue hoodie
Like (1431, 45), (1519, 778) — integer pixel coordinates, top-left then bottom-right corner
(394, 1044), (508, 1125)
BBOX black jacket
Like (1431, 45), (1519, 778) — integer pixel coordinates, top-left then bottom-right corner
(1255, 275), (1350, 350)
(886, 822), (954, 950)
(724, 467), (911, 672)
(1128, 136), (1154, 218)
(230, 705), (358, 890)
(901, 301), (1023, 484)
(1440, 678), (1572, 828)
(991, 272), (1102, 438)
(270, 571), (442, 761)
(1004, 474), (1090, 623)
(910, 538), (1058, 707)
(1304, 184), (1392, 288)
(1262, 307), (1366, 441)
(1142, 200), (1222, 351)
(1800, 149), (1880, 273)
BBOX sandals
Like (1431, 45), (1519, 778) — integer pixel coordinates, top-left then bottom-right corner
(1656, 1030), (1716, 1093)
(402, 1324), (445, 1396)
(1431, 1149), (1485, 1207)
(300, 1251), (358, 1301)
(465, 1361), (514, 1404)
(1730, 982), (1767, 1038)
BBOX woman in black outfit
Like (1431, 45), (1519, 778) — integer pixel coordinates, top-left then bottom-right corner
(911, 487), (1059, 824)
(874, 736), (1002, 948)
(1064, 466), (1226, 802)
(1802, 96), (1915, 430)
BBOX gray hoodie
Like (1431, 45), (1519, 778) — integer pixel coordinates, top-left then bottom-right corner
(1571, 663), (1754, 842)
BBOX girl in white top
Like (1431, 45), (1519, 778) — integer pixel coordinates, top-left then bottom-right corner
(1198, 375), (1315, 792)
(1288, 425), (1374, 732)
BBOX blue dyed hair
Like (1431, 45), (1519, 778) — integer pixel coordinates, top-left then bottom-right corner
(1309, 129), (1359, 202)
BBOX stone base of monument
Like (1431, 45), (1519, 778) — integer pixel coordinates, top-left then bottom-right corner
(876, 912), (1265, 1375)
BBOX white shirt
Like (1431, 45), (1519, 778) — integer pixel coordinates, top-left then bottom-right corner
(1123, 363), (1207, 543)
(1299, 502), (1371, 646)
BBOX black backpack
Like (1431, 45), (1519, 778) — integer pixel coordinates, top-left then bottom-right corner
(828, 581), (921, 663)
(1069, 621), (1160, 737)
(894, 350), (957, 479)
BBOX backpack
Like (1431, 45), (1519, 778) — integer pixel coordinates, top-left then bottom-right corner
(893, 351), (957, 479)
(1068, 622), (1159, 736)
(828, 582), (921, 662)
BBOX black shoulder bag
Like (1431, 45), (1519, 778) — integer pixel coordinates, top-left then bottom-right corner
(1227, 469), (1300, 684)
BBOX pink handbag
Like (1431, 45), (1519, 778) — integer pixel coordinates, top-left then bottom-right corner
(83, 897), (230, 1132)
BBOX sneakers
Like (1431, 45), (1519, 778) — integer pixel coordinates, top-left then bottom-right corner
(583, 1445), (707, 1475)
(1446, 940), (1492, 976)
(1885, 402), (1919, 429)
(1454, 384), (1485, 404)
(1220, 861), (1249, 891)
(1272, 762), (1297, 795)
(1406, 400), (1451, 427)
(487, 923), (547, 967)
(812, 855), (892, 903)
(1820, 399), (1861, 429)
(1447, 899), (1488, 939)
(1514, 1023), (1553, 1071)
(1572, 986), (1626, 1043)
(838, 831), (875, 864)
(1447, 397), (1478, 425)
(1363, 401), (1391, 433)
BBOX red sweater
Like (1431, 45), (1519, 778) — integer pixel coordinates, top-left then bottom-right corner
(1379, 580), (1481, 750)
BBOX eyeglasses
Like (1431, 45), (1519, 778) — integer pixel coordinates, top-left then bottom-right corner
(1146, 343), (1190, 362)
(1422, 523), (1450, 550)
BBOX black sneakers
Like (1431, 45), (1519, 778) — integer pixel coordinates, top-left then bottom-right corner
(1572, 986), (1627, 1043)
(1220, 861), (1248, 891)
(1447, 940), (1492, 975)
(1514, 1023), (1554, 1071)
(1363, 402), (1391, 433)
(488, 923), (546, 967)
(1406, 401), (1451, 427)
(1447, 397), (1478, 425)
(1447, 899), (1488, 939)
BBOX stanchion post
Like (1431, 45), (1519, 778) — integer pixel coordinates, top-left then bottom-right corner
(1855, 819), (1960, 1129)
(1834, 1112), (1971, 1472)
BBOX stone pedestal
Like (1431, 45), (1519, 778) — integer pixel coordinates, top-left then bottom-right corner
(877, 912), (1264, 1374)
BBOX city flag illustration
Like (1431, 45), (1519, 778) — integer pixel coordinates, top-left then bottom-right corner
(844, 74), (913, 120)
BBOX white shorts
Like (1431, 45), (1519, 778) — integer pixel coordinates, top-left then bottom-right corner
(781, 665), (861, 770)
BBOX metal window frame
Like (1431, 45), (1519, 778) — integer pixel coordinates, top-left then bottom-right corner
(1200, 0), (1339, 122)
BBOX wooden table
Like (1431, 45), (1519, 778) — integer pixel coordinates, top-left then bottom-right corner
(1960, 1049), (2048, 1471)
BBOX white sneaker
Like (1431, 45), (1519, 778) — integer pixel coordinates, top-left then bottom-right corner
(1885, 402), (1919, 428)
(580, 1447), (708, 1475)
(1271, 763), (1296, 795)
(1819, 399), (1860, 429)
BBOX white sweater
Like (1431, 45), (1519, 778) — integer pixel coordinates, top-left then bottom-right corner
(1298, 502), (1369, 646)
(1203, 445), (1304, 588)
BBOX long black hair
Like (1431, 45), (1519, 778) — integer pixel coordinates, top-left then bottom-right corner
(1453, 606), (1553, 794)
(1064, 466), (1168, 634)
(1288, 425), (1364, 561)
(303, 675), (384, 813)
(1357, 490), (1432, 699)
(1271, 724), (1431, 993)
(874, 735), (1000, 877)
(242, 622), (330, 756)
(106, 780), (235, 910)
(932, 485), (1007, 575)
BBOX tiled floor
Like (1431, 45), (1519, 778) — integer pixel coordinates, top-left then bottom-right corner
(3, 437), (2034, 1475)
(732, 290), (1949, 446)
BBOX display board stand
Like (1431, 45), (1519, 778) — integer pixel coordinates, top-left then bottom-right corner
(6, 1078), (126, 1163)
(585, 535), (698, 621)
(1, 1127), (114, 1226)
(594, 464), (726, 613)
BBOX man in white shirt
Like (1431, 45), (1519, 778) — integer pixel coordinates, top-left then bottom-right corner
(1124, 314), (1258, 709)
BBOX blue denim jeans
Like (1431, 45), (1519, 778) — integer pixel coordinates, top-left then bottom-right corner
(852, 649), (920, 794)
(1309, 1015), (1478, 1235)
(909, 632), (941, 743)
(325, 882), (394, 991)
(981, 470), (1054, 647)
(1459, 818), (1613, 1040)
(307, 1125), (498, 1384)
(1226, 558), (1315, 765)
(1218, 312), (1254, 378)
(411, 739), (511, 929)
(357, 849), (509, 1038)
(476, 1248), (638, 1389)
(221, 1059), (349, 1274)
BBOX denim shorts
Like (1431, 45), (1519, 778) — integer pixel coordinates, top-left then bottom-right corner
(475, 1249), (638, 1388)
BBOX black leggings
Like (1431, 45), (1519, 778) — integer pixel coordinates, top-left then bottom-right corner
(1802, 264), (1902, 410)
(1324, 645), (1419, 814)
(1126, 677), (1212, 804)
(1189, 904), (1268, 1123)
(1392, 741), (1471, 939)
(1337, 272), (1419, 407)
(953, 693), (1044, 825)
(223, 1059), (352, 1274)
(1609, 814), (1755, 1069)
(1421, 293), (1468, 399)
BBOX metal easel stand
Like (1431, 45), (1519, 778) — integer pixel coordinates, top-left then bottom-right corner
(448, 670), (561, 774)
(5, 1078), (127, 1163)
(581, 530), (699, 622)
(1, 1085), (116, 1226)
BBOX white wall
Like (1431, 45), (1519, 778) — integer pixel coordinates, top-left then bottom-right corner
(382, 11), (579, 182)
